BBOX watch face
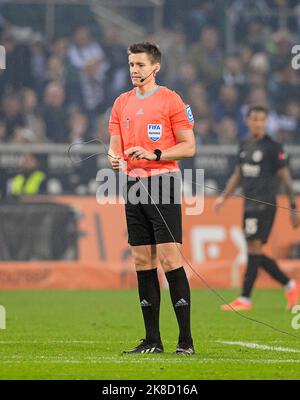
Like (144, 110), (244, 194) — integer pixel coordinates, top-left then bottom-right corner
(154, 149), (161, 160)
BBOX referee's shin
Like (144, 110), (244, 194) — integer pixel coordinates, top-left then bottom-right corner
(165, 266), (193, 345)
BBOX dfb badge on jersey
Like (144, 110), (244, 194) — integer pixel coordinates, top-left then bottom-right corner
(185, 104), (194, 123)
(147, 124), (162, 142)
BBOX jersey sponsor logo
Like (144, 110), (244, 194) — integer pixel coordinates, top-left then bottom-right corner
(147, 124), (162, 142)
(241, 163), (261, 177)
(185, 104), (194, 122)
(252, 150), (263, 162)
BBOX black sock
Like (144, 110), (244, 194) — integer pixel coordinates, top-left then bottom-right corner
(260, 254), (289, 286)
(241, 255), (261, 298)
(165, 267), (192, 346)
(137, 269), (161, 343)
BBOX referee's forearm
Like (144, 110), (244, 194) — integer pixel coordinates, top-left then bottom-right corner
(160, 142), (195, 161)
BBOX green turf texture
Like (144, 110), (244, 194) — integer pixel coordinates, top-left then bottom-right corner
(0, 289), (300, 380)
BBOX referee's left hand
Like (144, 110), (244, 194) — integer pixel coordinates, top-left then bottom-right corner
(125, 146), (156, 161)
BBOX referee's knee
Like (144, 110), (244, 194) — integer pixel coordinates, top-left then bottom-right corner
(134, 256), (157, 271)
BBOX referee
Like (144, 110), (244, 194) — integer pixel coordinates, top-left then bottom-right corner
(215, 106), (300, 311)
(108, 43), (196, 354)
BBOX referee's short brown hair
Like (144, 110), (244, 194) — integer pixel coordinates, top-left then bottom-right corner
(127, 42), (161, 64)
(247, 105), (268, 117)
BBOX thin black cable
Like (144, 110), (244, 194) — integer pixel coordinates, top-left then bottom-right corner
(67, 139), (300, 214)
(136, 176), (300, 340)
(66, 140), (300, 340)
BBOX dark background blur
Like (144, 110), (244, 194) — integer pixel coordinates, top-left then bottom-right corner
(0, 0), (299, 197)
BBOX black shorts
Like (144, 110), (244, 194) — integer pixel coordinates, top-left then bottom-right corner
(243, 206), (276, 244)
(123, 173), (182, 246)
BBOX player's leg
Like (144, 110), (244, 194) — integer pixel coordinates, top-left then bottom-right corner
(123, 180), (163, 354)
(156, 242), (194, 355)
(222, 238), (262, 310)
(260, 254), (298, 309)
(257, 207), (298, 309)
(141, 172), (194, 354)
(222, 208), (264, 311)
(132, 244), (162, 344)
(241, 239), (262, 298)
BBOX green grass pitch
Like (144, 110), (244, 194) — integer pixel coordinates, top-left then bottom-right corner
(0, 289), (300, 380)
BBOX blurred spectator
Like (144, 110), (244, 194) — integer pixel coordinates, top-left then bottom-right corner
(8, 153), (47, 196)
(189, 26), (223, 92)
(1, 94), (25, 140)
(184, 1), (218, 42)
(216, 117), (239, 145)
(269, 63), (300, 113)
(268, 29), (293, 71)
(43, 56), (81, 108)
(21, 88), (46, 142)
(94, 110), (111, 145)
(237, 45), (254, 75)
(78, 57), (108, 124)
(244, 20), (269, 52)
(172, 62), (198, 99)
(42, 82), (68, 143)
(68, 110), (89, 144)
(0, 4), (298, 146)
(0, 120), (6, 143)
(186, 83), (210, 119)
(212, 84), (247, 138)
(10, 127), (37, 144)
(222, 55), (246, 87)
(161, 31), (188, 86)
(30, 34), (47, 97)
(68, 26), (108, 73)
(276, 101), (300, 143)
(2, 31), (32, 91)
(50, 36), (69, 61)
(194, 117), (218, 145)
(101, 28), (128, 102)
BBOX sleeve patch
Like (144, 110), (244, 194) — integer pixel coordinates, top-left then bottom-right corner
(185, 104), (194, 123)
(278, 151), (286, 160)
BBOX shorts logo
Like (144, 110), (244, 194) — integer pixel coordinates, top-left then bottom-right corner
(185, 104), (194, 122)
(147, 124), (162, 142)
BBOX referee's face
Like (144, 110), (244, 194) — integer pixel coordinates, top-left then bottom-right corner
(128, 52), (158, 87)
(246, 111), (267, 140)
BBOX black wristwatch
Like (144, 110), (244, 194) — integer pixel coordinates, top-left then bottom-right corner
(153, 149), (162, 161)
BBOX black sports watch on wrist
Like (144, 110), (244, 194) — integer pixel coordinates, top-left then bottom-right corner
(153, 149), (162, 161)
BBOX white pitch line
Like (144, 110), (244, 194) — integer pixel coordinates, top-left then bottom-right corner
(0, 358), (300, 365)
(216, 340), (300, 353)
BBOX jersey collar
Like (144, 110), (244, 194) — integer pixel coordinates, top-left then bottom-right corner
(135, 85), (161, 99)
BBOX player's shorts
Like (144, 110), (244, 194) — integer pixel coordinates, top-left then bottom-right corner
(243, 206), (276, 244)
(123, 172), (182, 246)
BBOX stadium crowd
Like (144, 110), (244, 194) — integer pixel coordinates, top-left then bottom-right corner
(0, 0), (299, 147)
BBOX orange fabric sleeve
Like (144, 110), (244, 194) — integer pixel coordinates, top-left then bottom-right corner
(109, 97), (121, 136)
(169, 91), (194, 132)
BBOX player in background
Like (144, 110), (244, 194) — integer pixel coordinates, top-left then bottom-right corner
(108, 42), (196, 354)
(214, 106), (300, 311)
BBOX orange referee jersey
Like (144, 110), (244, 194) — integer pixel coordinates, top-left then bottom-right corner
(109, 86), (194, 177)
